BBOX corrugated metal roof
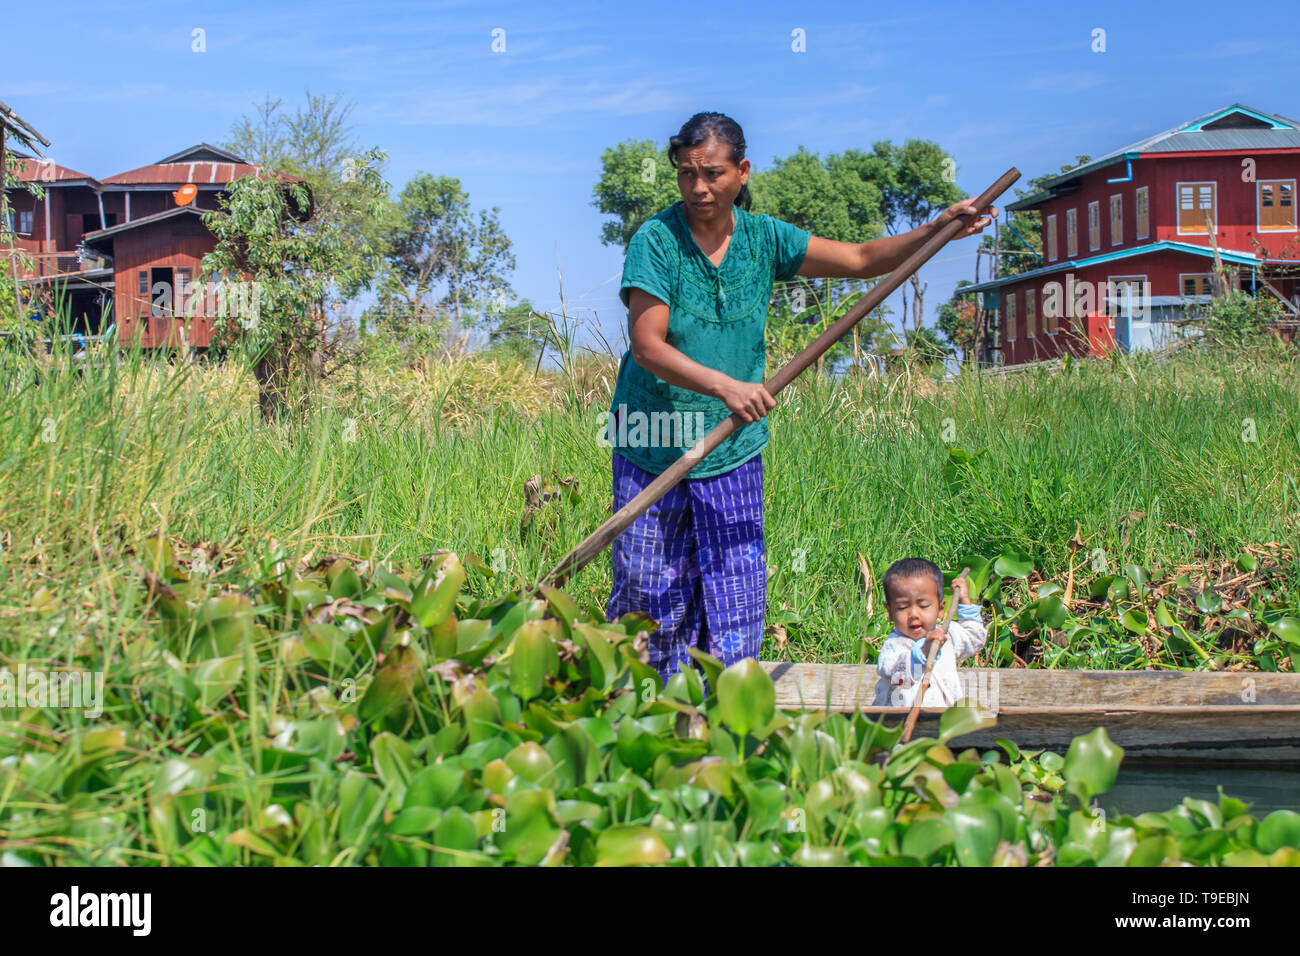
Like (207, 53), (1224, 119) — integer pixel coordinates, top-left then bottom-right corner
(101, 161), (261, 185)
(1008, 105), (1300, 211)
(12, 156), (99, 186)
(958, 241), (1265, 294)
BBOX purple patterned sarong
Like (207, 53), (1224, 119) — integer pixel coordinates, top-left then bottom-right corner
(605, 449), (767, 685)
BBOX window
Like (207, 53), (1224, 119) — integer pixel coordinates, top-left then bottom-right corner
(1181, 273), (1214, 296)
(1136, 186), (1149, 239)
(1107, 276), (1147, 328)
(1088, 201), (1100, 251)
(1259, 179), (1296, 232)
(1110, 195), (1123, 246)
(1006, 292), (1017, 341)
(19, 210), (34, 235)
(1045, 214), (1058, 261)
(1026, 289), (1036, 337)
(1066, 209), (1078, 257)
(1177, 182), (1216, 234)
(138, 271), (149, 295)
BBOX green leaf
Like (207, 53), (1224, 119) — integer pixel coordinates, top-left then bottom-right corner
(508, 619), (560, 703)
(1267, 617), (1300, 647)
(1119, 609), (1148, 635)
(596, 825), (670, 866)
(1036, 595), (1067, 628)
(1256, 810), (1300, 854)
(370, 732), (416, 800)
(192, 655), (244, 710)
(685, 647), (725, 696)
(500, 789), (562, 866)
(432, 807), (479, 867)
(938, 704), (997, 745)
(716, 658), (776, 738)
(901, 817), (955, 862)
(1063, 727), (1123, 802)
(993, 549), (1033, 579)
(409, 553), (466, 629)
(337, 770), (382, 845)
(941, 762), (981, 794)
(949, 805), (1001, 867)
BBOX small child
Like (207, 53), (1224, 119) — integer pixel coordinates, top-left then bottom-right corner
(872, 558), (987, 707)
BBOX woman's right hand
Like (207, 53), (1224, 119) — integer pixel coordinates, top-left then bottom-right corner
(716, 377), (777, 424)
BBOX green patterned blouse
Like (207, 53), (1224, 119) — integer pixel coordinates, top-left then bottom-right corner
(609, 200), (811, 478)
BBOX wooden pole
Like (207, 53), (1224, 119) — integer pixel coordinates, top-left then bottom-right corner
(899, 566), (970, 743)
(534, 169), (1020, 592)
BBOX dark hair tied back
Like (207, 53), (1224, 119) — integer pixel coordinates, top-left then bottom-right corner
(668, 112), (751, 211)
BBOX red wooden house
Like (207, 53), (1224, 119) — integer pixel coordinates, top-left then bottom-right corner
(4, 143), (306, 349)
(962, 104), (1300, 366)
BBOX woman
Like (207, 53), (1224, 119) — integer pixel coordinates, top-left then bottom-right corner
(605, 111), (993, 686)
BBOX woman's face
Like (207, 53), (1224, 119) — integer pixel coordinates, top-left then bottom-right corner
(675, 137), (749, 224)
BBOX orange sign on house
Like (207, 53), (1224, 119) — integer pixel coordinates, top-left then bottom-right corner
(173, 183), (197, 206)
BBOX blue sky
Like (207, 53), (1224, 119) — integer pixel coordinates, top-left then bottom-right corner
(6, 0), (1298, 357)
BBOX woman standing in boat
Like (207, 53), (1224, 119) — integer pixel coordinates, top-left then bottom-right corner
(606, 111), (994, 685)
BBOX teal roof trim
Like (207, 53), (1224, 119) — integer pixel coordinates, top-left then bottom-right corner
(1185, 105), (1295, 131)
(957, 241), (1262, 294)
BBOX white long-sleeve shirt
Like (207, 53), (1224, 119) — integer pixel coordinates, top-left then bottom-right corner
(872, 604), (987, 707)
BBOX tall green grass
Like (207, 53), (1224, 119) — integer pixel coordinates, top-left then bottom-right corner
(0, 328), (1297, 668)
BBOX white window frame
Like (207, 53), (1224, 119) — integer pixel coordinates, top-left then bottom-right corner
(1135, 186), (1149, 240)
(1088, 201), (1101, 251)
(1045, 214), (1058, 261)
(1006, 292), (1017, 342)
(1257, 178), (1297, 233)
(1025, 288), (1036, 338)
(1178, 272), (1214, 297)
(1109, 194), (1123, 246)
(1175, 181), (1217, 236)
(1066, 208), (1078, 258)
(1106, 274), (1148, 331)
(18, 209), (34, 235)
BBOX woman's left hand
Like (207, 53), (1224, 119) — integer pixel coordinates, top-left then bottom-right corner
(938, 199), (996, 238)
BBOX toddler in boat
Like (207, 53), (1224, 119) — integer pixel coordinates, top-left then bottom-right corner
(872, 558), (987, 707)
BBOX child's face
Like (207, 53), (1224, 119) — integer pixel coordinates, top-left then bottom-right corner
(886, 575), (942, 640)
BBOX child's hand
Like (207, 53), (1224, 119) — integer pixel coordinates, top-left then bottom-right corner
(952, 575), (972, 605)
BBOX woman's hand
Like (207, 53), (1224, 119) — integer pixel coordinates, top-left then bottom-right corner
(716, 377), (777, 424)
(937, 199), (996, 239)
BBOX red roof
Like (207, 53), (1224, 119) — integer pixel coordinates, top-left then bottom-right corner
(102, 160), (264, 186)
(13, 156), (98, 185)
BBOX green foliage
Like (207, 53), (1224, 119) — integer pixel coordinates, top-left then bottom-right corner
(979, 158), (1090, 281)
(1190, 289), (1287, 349)
(591, 140), (682, 250)
(375, 173), (516, 336)
(2, 545), (1292, 866)
(201, 149), (389, 416)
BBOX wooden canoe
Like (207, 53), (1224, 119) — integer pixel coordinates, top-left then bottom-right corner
(761, 662), (1300, 763)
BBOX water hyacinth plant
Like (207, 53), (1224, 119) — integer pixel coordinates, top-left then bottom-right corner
(2, 543), (1296, 867)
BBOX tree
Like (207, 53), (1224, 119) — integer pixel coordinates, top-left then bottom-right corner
(377, 173), (516, 338)
(481, 298), (550, 364)
(980, 157), (1092, 280)
(936, 279), (980, 364)
(747, 146), (893, 372)
(591, 140), (681, 250)
(852, 140), (965, 333)
(202, 151), (389, 420)
(224, 91), (396, 375)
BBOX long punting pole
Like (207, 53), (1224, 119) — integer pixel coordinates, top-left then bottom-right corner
(534, 168), (1021, 593)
